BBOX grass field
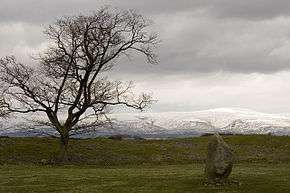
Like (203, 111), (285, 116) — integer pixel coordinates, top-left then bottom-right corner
(0, 135), (290, 192)
(1, 164), (289, 193)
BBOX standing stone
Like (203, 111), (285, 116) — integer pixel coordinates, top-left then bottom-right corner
(205, 133), (234, 183)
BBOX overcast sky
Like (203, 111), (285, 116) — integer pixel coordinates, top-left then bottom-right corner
(1, 0), (290, 113)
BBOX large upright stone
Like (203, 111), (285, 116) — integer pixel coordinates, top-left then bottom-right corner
(205, 133), (234, 183)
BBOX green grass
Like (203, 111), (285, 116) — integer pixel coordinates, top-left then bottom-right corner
(0, 135), (290, 192)
(0, 163), (289, 193)
(1, 135), (290, 165)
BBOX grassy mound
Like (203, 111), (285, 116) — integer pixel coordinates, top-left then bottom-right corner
(0, 135), (289, 165)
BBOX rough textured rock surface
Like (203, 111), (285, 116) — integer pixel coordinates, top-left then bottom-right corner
(205, 133), (234, 183)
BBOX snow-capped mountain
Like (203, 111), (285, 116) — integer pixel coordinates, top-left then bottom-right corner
(1, 108), (290, 138)
(106, 108), (290, 137)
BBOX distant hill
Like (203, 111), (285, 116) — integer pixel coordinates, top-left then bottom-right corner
(1, 108), (290, 138)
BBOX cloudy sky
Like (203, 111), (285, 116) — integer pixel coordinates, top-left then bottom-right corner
(1, 0), (290, 113)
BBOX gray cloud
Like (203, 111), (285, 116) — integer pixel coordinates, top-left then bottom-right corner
(209, 0), (290, 20)
(111, 13), (290, 75)
(1, 0), (290, 24)
(2, 1), (290, 74)
(0, 0), (196, 23)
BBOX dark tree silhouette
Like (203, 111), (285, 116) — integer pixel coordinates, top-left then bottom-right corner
(0, 7), (159, 160)
(0, 97), (8, 118)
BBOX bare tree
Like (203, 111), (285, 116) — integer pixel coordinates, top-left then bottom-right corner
(0, 97), (9, 118)
(0, 7), (159, 160)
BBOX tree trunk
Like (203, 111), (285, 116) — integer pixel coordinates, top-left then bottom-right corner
(58, 132), (70, 163)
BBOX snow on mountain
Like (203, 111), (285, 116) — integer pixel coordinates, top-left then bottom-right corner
(105, 108), (290, 137)
(1, 108), (290, 138)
